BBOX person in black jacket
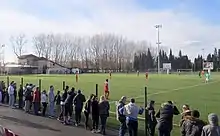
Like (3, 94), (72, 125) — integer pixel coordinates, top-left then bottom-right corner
(18, 84), (23, 109)
(181, 110), (206, 136)
(54, 90), (61, 117)
(84, 94), (95, 130)
(73, 90), (86, 126)
(156, 101), (180, 136)
(91, 95), (99, 133)
(147, 100), (157, 136)
(57, 86), (69, 121)
(63, 89), (76, 125)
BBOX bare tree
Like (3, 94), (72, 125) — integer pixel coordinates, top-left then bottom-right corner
(10, 33), (27, 57)
(33, 34), (46, 57)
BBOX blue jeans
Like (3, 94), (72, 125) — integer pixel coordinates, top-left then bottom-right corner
(119, 121), (127, 136)
(8, 94), (14, 107)
(127, 120), (138, 136)
(49, 102), (55, 116)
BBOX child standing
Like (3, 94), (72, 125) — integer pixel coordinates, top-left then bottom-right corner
(41, 90), (48, 116)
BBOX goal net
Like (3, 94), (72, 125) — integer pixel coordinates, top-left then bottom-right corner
(177, 69), (193, 75)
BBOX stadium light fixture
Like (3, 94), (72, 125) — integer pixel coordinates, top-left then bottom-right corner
(155, 24), (162, 74)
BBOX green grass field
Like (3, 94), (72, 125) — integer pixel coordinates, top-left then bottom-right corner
(1, 73), (220, 135)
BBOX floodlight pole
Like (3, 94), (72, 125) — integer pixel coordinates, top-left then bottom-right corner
(155, 25), (162, 74)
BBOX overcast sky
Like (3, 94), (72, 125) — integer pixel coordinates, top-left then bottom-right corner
(0, 0), (220, 62)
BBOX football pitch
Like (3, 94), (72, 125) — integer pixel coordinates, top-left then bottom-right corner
(1, 73), (220, 135)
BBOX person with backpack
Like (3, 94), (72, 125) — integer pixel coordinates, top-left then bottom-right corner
(181, 110), (206, 136)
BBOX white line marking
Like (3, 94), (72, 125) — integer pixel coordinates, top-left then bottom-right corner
(109, 80), (219, 104)
(108, 80), (219, 126)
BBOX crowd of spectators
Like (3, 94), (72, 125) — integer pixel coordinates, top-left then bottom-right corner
(1, 80), (220, 136)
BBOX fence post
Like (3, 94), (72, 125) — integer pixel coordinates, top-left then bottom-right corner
(144, 87), (148, 136)
(63, 81), (65, 90)
(95, 84), (98, 97)
(39, 79), (42, 92)
(7, 76), (9, 87)
(21, 77), (24, 87)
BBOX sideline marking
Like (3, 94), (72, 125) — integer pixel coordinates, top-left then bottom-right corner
(108, 80), (220, 126)
(109, 80), (220, 104)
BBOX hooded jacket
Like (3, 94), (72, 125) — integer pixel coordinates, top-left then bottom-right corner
(156, 103), (180, 131)
(202, 113), (220, 136)
(147, 102), (157, 126)
(181, 116), (206, 136)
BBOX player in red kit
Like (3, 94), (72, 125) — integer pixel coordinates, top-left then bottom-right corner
(104, 79), (109, 99)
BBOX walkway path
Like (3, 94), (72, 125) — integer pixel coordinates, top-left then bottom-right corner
(0, 105), (117, 136)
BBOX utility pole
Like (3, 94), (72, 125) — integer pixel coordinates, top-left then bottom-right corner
(155, 24), (162, 74)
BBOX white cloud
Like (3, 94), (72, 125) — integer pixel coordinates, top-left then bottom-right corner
(0, 0), (219, 62)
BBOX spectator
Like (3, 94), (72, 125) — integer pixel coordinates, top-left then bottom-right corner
(73, 90), (86, 126)
(91, 95), (99, 133)
(0, 81), (3, 103)
(84, 94), (94, 130)
(119, 98), (144, 136)
(57, 86), (69, 121)
(63, 89), (76, 125)
(8, 81), (15, 108)
(147, 100), (157, 136)
(201, 113), (220, 136)
(24, 84), (33, 113)
(116, 96), (127, 136)
(13, 83), (17, 104)
(1, 81), (6, 103)
(41, 90), (48, 116)
(54, 90), (61, 117)
(180, 104), (191, 126)
(181, 110), (206, 136)
(48, 85), (55, 118)
(33, 87), (40, 115)
(99, 95), (110, 135)
(18, 84), (23, 109)
(156, 101), (180, 136)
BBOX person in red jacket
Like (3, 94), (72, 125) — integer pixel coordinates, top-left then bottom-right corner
(104, 79), (109, 99)
(33, 87), (40, 115)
